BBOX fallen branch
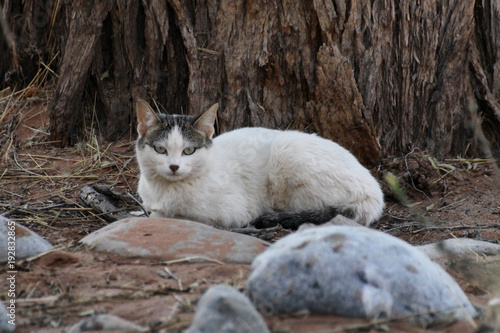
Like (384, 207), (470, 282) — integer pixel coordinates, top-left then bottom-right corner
(411, 224), (500, 234)
(80, 185), (132, 222)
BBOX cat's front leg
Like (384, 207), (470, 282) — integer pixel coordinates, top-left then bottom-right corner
(149, 210), (166, 218)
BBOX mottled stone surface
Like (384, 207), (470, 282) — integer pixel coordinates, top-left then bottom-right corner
(0, 301), (15, 332)
(66, 314), (147, 333)
(417, 238), (500, 260)
(247, 225), (477, 325)
(187, 285), (270, 333)
(80, 217), (269, 264)
(0, 216), (53, 262)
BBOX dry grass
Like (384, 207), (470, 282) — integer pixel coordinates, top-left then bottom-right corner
(0, 72), (139, 243)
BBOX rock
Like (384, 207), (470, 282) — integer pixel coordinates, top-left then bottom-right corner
(417, 238), (500, 260)
(66, 314), (148, 332)
(486, 298), (500, 329)
(80, 217), (269, 264)
(298, 215), (362, 231)
(187, 285), (270, 333)
(247, 225), (477, 326)
(0, 216), (53, 262)
(0, 301), (15, 332)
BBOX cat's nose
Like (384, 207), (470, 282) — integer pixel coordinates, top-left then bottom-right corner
(169, 165), (179, 172)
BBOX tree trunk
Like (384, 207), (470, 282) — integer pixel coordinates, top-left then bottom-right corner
(1, 0), (499, 166)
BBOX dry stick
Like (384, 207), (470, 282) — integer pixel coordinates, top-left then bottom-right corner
(40, 60), (59, 79)
(29, 140), (62, 146)
(24, 281), (40, 299)
(157, 318), (193, 331)
(411, 223), (500, 234)
(116, 158), (135, 190)
(7, 167), (52, 172)
(127, 193), (149, 217)
(431, 168), (455, 184)
(163, 266), (184, 291)
(57, 192), (108, 223)
(14, 217), (58, 230)
(16, 295), (60, 305)
(18, 153), (74, 161)
(437, 197), (467, 211)
(1, 189), (23, 198)
(24, 179), (44, 192)
(27, 153), (55, 184)
(21, 204), (93, 212)
(0, 168), (7, 180)
(22, 124), (50, 135)
(3, 175), (100, 179)
(11, 208), (55, 219)
(22, 107), (48, 123)
(161, 256), (225, 266)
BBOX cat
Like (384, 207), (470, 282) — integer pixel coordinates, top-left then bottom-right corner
(135, 99), (384, 229)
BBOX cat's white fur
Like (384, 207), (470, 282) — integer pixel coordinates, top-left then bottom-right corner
(136, 101), (384, 228)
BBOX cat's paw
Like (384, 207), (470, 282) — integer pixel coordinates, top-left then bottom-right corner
(149, 210), (166, 218)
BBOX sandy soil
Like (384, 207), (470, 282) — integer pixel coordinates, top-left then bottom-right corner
(1, 100), (499, 332)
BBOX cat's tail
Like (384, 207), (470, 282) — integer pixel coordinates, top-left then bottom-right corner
(251, 207), (355, 230)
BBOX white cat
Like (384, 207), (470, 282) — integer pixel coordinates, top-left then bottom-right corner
(135, 99), (384, 229)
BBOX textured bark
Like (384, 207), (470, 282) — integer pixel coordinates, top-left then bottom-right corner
(1, 0), (500, 165)
(48, 0), (113, 146)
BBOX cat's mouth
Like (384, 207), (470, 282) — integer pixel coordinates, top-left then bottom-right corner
(159, 169), (187, 181)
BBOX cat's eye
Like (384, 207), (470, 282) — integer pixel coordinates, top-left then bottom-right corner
(183, 147), (196, 155)
(153, 145), (167, 154)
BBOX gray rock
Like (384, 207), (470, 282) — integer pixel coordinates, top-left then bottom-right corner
(65, 314), (147, 332)
(80, 217), (269, 264)
(187, 285), (270, 333)
(0, 216), (53, 262)
(417, 238), (500, 260)
(0, 301), (15, 332)
(247, 225), (477, 325)
(486, 298), (500, 329)
(298, 215), (363, 231)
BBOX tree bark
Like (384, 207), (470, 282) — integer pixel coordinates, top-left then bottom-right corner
(1, 0), (499, 165)
(48, 0), (113, 146)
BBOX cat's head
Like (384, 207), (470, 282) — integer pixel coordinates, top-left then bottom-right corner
(135, 99), (218, 182)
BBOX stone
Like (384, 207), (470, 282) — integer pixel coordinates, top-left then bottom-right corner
(247, 225), (477, 326)
(80, 217), (269, 264)
(186, 285), (270, 333)
(0, 216), (53, 262)
(0, 301), (15, 332)
(66, 314), (147, 333)
(298, 215), (362, 231)
(486, 298), (500, 329)
(417, 238), (500, 260)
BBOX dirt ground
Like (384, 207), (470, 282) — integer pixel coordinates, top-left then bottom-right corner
(1, 99), (500, 332)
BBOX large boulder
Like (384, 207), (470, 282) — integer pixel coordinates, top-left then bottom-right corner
(80, 217), (269, 264)
(247, 225), (477, 325)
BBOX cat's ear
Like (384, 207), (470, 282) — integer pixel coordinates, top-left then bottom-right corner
(194, 103), (218, 138)
(136, 99), (159, 136)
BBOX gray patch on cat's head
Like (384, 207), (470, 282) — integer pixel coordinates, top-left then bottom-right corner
(137, 113), (213, 150)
